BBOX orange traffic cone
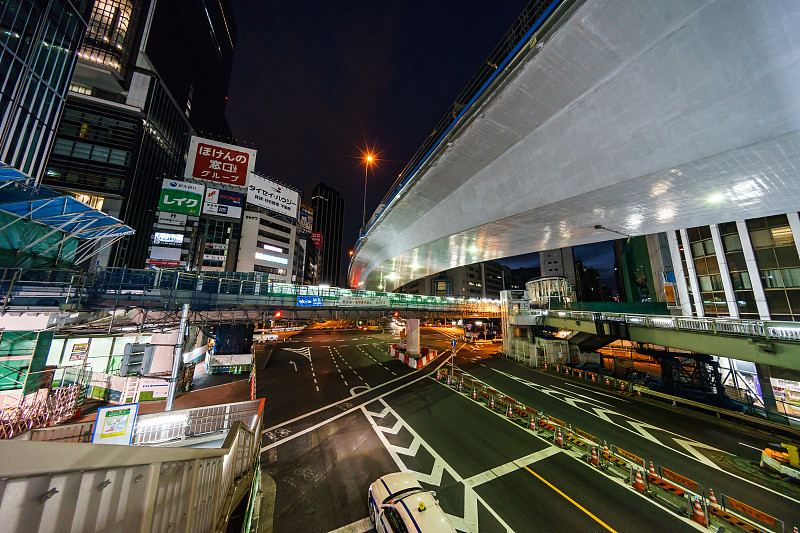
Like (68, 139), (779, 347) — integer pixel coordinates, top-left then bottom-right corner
(708, 489), (719, 508)
(489, 397), (495, 410)
(649, 461), (659, 479)
(633, 469), (646, 492)
(603, 441), (609, 454)
(692, 498), (706, 526)
(555, 429), (564, 447)
(506, 403), (513, 418)
(472, 386), (478, 400)
(529, 418), (536, 431)
(590, 446), (599, 467)
(605, 376), (611, 386)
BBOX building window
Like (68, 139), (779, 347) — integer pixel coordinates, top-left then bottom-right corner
(747, 215), (800, 321)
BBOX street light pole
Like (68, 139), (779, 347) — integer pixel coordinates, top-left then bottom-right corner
(362, 154), (373, 228)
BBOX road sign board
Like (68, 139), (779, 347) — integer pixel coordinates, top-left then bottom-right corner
(451, 347), (456, 354)
(451, 340), (457, 347)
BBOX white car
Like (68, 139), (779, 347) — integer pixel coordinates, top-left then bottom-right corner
(368, 472), (457, 533)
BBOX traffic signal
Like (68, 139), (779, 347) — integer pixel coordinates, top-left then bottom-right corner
(121, 342), (155, 377)
(394, 312), (399, 317)
(275, 311), (282, 318)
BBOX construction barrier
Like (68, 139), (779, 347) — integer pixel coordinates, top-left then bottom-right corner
(433, 365), (793, 532)
(388, 345), (438, 369)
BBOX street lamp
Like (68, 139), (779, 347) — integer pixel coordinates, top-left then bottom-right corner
(362, 153), (375, 227)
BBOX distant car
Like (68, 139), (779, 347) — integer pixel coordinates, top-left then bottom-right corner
(368, 472), (456, 533)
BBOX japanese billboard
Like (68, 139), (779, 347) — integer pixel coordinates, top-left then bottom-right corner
(158, 179), (204, 215)
(311, 231), (323, 249)
(246, 173), (300, 219)
(157, 212), (187, 226)
(185, 136), (256, 187)
(202, 188), (243, 218)
(298, 204), (314, 234)
(339, 294), (390, 307)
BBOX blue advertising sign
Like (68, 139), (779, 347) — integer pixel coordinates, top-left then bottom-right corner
(451, 340), (457, 347)
(297, 296), (323, 307)
(202, 188), (244, 218)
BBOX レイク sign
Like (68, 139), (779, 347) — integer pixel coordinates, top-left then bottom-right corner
(185, 136), (256, 187)
(246, 173), (299, 219)
(158, 179), (204, 215)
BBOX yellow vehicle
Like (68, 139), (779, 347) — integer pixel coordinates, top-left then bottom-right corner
(760, 443), (800, 481)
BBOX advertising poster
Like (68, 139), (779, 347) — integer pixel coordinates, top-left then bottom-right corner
(158, 179), (204, 215)
(202, 188), (243, 218)
(311, 231), (323, 249)
(185, 136), (256, 187)
(338, 294), (390, 307)
(91, 403), (139, 445)
(298, 204), (314, 234)
(69, 341), (90, 361)
(246, 173), (299, 219)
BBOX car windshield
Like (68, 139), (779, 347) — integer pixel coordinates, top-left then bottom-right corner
(384, 487), (424, 505)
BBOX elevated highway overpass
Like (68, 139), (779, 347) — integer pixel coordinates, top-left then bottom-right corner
(349, 0), (800, 291)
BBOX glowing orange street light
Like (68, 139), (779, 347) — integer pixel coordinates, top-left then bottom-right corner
(362, 153), (376, 227)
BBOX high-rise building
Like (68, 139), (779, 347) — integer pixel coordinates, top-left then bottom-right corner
(42, 0), (237, 268)
(1, 0), (92, 180)
(307, 183), (344, 286)
(394, 261), (507, 299)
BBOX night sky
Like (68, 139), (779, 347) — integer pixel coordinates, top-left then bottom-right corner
(225, 1), (616, 286)
(225, 1), (530, 266)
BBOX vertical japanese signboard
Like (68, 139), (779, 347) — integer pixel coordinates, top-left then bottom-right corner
(158, 179), (204, 215)
(246, 172), (300, 219)
(311, 231), (323, 249)
(185, 136), (256, 187)
(298, 204), (314, 235)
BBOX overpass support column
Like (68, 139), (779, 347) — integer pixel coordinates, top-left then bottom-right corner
(710, 224), (739, 318)
(667, 231), (692, 316)
(754, 363), (785, 423)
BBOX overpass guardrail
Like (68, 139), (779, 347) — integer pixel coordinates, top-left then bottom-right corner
(512, 308), (800, 343)
(0, 267), (501, 314)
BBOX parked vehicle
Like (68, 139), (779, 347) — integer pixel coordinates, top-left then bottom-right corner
(368, 472), (456, 533)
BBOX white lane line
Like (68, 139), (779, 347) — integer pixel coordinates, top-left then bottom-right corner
(325, 517), (371, 533)
(739, 442), (763, 452)
(463, 447), (561, 488)
(549, 385), (616, 407)
(344, 380), (348, 386)
(363, 397), (512, 532)
(260, 356), (449, 435)
(562, 382), (629, 402)
(316, 385), (319, 392)
(476, 368), (800, 505)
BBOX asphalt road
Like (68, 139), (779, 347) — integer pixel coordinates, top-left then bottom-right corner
(256, 327), (799, 532)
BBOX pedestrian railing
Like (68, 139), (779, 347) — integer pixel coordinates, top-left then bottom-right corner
(3, 398), (264, 533)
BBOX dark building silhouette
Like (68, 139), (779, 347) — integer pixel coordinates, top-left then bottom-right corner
(307, 183), (344, 286)
(42, 0), (237, 268)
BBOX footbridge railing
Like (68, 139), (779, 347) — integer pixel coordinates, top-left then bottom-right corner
(6, 398), (264, 532)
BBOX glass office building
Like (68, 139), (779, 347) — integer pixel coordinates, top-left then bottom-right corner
(0, 0), (91, 179)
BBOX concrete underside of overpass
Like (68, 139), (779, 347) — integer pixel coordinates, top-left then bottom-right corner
(350, 0), (800, 291)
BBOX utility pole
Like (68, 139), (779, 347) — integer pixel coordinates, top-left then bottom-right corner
(166, 303), (190, 411)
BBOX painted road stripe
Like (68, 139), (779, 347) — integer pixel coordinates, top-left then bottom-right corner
(325, 517), (371, 533)
(463, 447), (560, 488)
(524, 465), (618, 533)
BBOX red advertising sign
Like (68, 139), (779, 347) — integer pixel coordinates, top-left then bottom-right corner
(311, 231), (323, 249)
(148, 259), (180, 267)
(185, 137), (256, 187)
